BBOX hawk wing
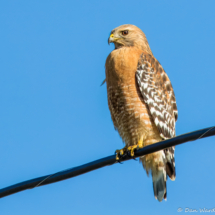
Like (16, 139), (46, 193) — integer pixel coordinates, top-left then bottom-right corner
(136, 53), (178, 139)
(136, 53), (178, 180)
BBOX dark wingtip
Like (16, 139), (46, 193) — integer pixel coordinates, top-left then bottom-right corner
(100, 79), (106, 86)
(166, 161), (176, 181)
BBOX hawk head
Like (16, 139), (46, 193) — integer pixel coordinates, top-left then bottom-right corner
(108, 24), (152, 54)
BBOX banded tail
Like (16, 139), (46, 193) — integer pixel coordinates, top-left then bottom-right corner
(145, 147), (176, 202)
(153, 147), (176, 201)
(152, 168), (167, 202)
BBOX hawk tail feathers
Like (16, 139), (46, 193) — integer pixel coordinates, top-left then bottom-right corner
(166, 161), (176, 181)
(152, 168), (167, 202)
(164, 147), (176, 181)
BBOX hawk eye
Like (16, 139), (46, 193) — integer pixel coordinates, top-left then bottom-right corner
(122, 30), (129, 36)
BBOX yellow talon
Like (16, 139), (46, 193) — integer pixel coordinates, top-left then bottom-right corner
(115, 146), (127, 160)
(115, 139), (144, 160)
(127, 140), (144, 157)
(127, 145), (137, 156)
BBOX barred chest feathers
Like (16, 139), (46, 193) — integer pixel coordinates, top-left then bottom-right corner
(105, 47), (162, 147)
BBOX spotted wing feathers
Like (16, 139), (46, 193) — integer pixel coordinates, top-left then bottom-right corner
(136, 53), (177, 181)
(136, 53), (178, 139)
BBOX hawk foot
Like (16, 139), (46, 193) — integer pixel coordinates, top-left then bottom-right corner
(127, 140), (144, 157)
(115, 146), (128, 160)
(115, 140), (144, 160)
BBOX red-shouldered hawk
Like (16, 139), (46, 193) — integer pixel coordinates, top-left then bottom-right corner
(105, 24), (178, 202)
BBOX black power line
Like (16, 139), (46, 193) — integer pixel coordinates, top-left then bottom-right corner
(0, 126), (215, 199)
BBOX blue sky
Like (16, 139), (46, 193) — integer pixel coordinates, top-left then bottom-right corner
(0, 0), (215, 214)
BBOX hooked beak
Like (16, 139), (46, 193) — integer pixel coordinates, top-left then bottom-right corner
(108, 33), (118, 44)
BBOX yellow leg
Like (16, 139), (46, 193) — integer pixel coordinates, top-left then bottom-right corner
(115, 139), (144, 160)
(127, 139), (144, 156)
